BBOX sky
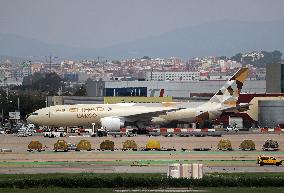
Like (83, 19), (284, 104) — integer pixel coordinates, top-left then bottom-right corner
(0, 0), (284, 49)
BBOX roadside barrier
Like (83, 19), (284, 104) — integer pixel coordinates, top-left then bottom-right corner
(260, 127), (284, 134)
(154, 128), (216, 133)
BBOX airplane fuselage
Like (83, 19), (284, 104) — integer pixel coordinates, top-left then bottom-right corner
(28, 103), (179, 127)
(28, 102), (223, 128)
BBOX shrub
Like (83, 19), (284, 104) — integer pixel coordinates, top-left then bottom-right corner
(1, 173), (284, 188)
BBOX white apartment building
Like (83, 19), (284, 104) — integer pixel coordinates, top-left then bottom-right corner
(145, 71), (200, 81)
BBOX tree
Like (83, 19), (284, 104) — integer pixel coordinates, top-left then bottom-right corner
(219, 56), (227, 60)
(271, 50), (282, 61)
(112, 60), (121, 65)
(242, 56), (253, 64)
(0, 89), (46, 119)
(141, 56), (151, 60)
(21, 72), (62, 93)
(73, 85), (87, 96)
(231, 53), (242, 63)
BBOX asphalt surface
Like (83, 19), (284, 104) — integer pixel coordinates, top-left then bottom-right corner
(1, 133), (284, 174)
(0, 165), (283, 174)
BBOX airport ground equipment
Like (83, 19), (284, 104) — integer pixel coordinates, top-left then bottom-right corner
(158, 148), (176, 151)
(94, 129), (108, 137)
(122, 140), (137, 150)
(208, 132), (222, 137)
(44, 130), (66, 138)
(193, 148), (211, 151)
(146, 139), (161, 150)
(76, 140), (92, 151)
(217, 139), (232, 151)
(194, 132), (206, 137)
(0, 148), (12, 152)
(67, 143), (77, 151)
(225, 124), (239, 132)
(108, 131), (136, 137)
(257, 155), (282, 166)
(130, 161), (149, 167)
(100, 140), (115, 151)
(17, 125), (33, 137)
(54, 140), (68, 152)
(27, 140), (43, 152)
(240, 140), (255, 151)
(262, 139), (279, 151)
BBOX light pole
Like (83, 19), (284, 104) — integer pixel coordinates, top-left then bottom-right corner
(17, 97), (19, 112)
(45, 96), (48, 107)
(1, 108), (3, 126)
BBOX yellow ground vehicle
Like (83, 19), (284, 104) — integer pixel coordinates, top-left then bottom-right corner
(146, 139), (160, 150)
(76, 139), (92, 151)
(123, 140), (137, 150)
(257, 155), (282, 166)
(27, 141), (43, 152)
(100, 140), (115, 151)
(54, 140), (68, 152)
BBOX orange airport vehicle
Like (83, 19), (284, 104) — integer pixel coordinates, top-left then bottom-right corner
(257, 155), (282, 166)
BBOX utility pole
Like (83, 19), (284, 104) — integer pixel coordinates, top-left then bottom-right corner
(49, 55), (52, 73)
(1, 108), (3, 126)
(45, 96), (48, 107)
(17, 97), (20, 112)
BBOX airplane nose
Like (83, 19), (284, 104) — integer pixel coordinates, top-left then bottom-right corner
(27, 115), (33, 123)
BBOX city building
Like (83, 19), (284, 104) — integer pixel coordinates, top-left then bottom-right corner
(104, 96), (172, 104)
(144, 71), (200, 81)
(86, 80), (266, 98)
(266, 63), (284, 93)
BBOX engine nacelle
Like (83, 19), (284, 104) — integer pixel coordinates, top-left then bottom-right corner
(100, 117), (124, 131)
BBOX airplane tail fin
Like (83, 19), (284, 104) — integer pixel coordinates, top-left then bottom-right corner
(209, 68), (249, 107)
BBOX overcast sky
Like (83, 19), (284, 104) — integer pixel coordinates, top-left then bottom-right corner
(0, 0), (283, 49)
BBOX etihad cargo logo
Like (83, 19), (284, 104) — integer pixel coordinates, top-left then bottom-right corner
(55, 106), (112, 119)
(55, 107), (112, 113)
(76, 113), (97, 119)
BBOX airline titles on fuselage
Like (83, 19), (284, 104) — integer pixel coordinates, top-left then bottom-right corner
(55, 106), (113, 119)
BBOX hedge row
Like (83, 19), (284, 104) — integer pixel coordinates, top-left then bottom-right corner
(1, 174), (284, 188)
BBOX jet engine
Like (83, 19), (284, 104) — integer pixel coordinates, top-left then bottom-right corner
(100, 117), (125, 131)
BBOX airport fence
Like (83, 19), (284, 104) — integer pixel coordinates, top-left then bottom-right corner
(0, 173), (284, 188)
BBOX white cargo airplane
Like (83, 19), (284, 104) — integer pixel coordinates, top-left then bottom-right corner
(27, 68), (249, 131)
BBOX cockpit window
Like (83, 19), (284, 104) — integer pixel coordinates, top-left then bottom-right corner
(32, 112), (38, 115)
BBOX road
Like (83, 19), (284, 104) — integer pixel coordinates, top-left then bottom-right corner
(0, 164), (283, 174)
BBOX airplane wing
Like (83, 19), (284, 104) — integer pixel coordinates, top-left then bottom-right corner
(122, 108), (184, 122)
(220, 103), (251, 113)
